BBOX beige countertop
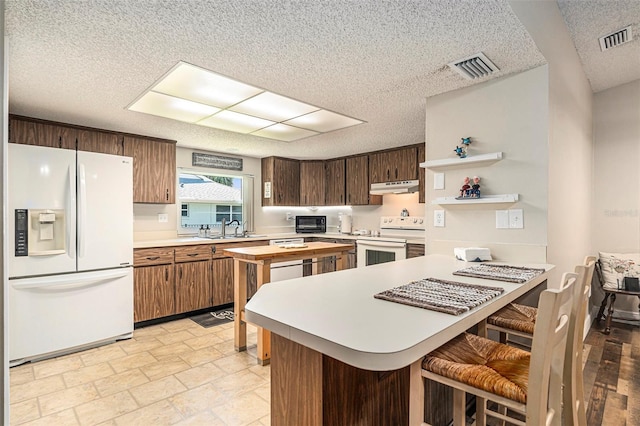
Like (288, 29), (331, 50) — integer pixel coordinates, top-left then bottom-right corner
(133, 232), (424, 249)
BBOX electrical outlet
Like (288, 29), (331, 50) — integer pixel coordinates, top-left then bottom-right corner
(434, 210), (445, 227)
(158, 213), (168, 223)
(496, 210), (509, 229)
(509, 209), (524, 229)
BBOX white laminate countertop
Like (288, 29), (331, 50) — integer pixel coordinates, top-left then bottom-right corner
(245, 254), (553, 371)
(133, 233), (425, 248)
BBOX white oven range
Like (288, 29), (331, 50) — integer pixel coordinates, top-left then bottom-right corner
(356, 216), (425, 268)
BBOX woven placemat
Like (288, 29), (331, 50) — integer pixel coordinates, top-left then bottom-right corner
(453, 264), (545, 283)
(374, 278), (504, 315)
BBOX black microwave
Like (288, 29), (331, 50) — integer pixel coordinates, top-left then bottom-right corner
(295, 215), (326, 233)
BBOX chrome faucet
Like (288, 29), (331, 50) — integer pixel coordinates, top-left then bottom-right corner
(220, 218), (227, 238)
(228, 219), (241, 237)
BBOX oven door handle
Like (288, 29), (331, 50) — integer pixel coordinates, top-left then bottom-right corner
(358, 240), (406, 249)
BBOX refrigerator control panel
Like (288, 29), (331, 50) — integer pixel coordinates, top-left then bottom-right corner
(15, 209), (28, 257)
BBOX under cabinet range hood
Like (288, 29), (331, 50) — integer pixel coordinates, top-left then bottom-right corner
(370, 180), (419, 195)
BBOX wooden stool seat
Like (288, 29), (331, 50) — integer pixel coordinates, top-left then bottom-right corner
(487, 303), (537, 335)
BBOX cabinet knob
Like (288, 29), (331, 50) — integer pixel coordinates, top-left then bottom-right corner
(146, 256), (160, 260)
(211, 246), (216, 254)
(187, 253), (198, 257)
(166, 189), (169, 201)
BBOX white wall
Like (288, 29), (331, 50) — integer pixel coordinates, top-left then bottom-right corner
(425, 66), (549, 262)
(1, 0), (8, 420)
(592, 79), (640, 315)
(509, 0), (594, 287)
(134, 146), (423, 240)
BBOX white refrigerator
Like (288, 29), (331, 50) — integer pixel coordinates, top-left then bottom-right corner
(8, 143), (134, 365)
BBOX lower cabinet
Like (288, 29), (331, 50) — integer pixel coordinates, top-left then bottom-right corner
(133, 264), (175, 322)
(175, 260), (212, 313)
(212, 257), (234, 305)
(304, 238), (357, 275)
(407, 243), (425, 258)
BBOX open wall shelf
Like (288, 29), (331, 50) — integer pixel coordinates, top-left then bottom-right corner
(420, 152), (503, 170)
(432, 194), (519, 205)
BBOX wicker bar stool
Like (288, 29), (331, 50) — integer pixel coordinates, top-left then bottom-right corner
(421, 272), (577, 426)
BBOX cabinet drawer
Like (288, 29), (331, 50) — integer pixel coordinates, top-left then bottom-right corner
(133, 248), (174, 266)
(174, 244), (213, 263)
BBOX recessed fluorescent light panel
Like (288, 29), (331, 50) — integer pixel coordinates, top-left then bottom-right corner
(127, 61), (364, 142)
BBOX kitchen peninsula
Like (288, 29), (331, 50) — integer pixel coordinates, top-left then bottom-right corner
(245, 254), (553, 425)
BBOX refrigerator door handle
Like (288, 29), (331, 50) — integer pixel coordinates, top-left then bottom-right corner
(10, 268), (130, 291)
(67, 164), (76, 259)
(78, 163), (87, 258)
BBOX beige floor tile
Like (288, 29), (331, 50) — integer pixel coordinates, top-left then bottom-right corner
(11, 374), (66, 404)
(139, 357), (191, 381)
(95, 421), (117, 426)
(32, 355), (84, 379)
(174, 362), (226, 389)
(183, 334), (224, 350)
(113, 400), (184, 425)
(179, 346), (225, 367)
(249, 364), (270, 380)
(160, 319), (195, 333)
(38, 383), (99, 416)
(253, 384), (270, 403)
(214, 352), (259, 375)
(259, 414), (271, 426)
(149, 342), (194, 361)
(129, 375), (188, 407)
(116, 337), (164, 355)
(156, 330), (196, 345)
(214, 392), (270, 426)
(79, 345), (128, 367)
(21, 408), (79, 426)
(187, 323), (228, 337)
(132, 324), (168, 338)
(213, 369), (269, 398)
(10, 398), (40, 425)
(10, 365), (35, 386)
(215, 327), (236, 342)
(169, 382), (228, 418)
(93, 369), (150, 397)
(108, 351), (157, 374)
(173, 410), (226, 426)
(63, 362), (115, 388)
(74, 390), (139, 425)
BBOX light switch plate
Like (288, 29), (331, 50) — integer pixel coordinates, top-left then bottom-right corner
(434, 173), (445, 190)
(434, 210), (445, 227)
(509, 209), (524, 229)
(158, 213), (168, 223)
(496, 210), (509, 229)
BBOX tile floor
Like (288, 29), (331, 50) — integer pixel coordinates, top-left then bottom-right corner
(10, 318), (270, 426)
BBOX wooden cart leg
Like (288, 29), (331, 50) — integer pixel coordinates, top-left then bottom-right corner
(234, 259), (247, 351)
(604, 293), (616, 335)
(256, 261), (271, 365)
(596, 293), (611, 322)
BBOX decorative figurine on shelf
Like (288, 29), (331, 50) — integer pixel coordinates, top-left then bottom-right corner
(471, 175), (481, 198)
(459, 176), (471, 198)
(461, 137), (471, 146)
(454, 145), (467, 158)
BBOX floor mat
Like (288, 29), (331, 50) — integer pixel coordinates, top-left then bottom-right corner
(190, 309), (234, 328)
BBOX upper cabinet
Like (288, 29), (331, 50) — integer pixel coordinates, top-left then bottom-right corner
(369, 146), (418, 184)
(325, 158), (346, 206)
(300, 160), (326, 206)
(262, 157), (300, 206)
(418, 144), (425, 204)
(123, 136), (176, 204)
(9, 115), (77, 150)
(77, 129), (123, 155)
(346, 155), (382, 206)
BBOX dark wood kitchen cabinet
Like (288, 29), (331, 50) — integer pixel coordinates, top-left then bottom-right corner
(212, 257), (234, 305)
(346, 155), (382, 206)
(262, 156), (300, 206)
(325, 158), (346, 205)
(9, 115), (77, 150)
(123, 135), (176, 204)
(407, 243), (425, 258)
(175, 259), (212, 313)
(133, 247), (176, 322)
(77, 129), (123, 155)
(418, 144), (426, 203)
(300, 160), (326, 206)
(369, 146), (418, 184)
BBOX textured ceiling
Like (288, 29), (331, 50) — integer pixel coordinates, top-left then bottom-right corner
(4, 1), (635, 160)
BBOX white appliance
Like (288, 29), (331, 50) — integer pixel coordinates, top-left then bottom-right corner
(8, 144), (134, 365)
(269, 238), (305, 281)
(357, 216), (425, 268)
(340, 214), (352, 234)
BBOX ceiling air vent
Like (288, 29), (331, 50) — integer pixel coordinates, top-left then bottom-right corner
(599, 26), (632, 51)
(448, 52), (499, 80)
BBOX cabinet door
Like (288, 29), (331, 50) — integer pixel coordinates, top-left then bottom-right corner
(123, 136), (176, 204)
(300, 160), (326, 206)
(407, 243), (425, 258)
(9, 115), (76, 149)
(262, 157), (300, 206)
(346, 155), (381, 205)
(395, 146), (418, 181)
(175, 260), (212, 313)
(418, 144), (425, 203)
(325, 158), (345, 205)
(77, 129), (123, 155)
(212, 257), (234, 306)
(134, 264), (175, 322)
